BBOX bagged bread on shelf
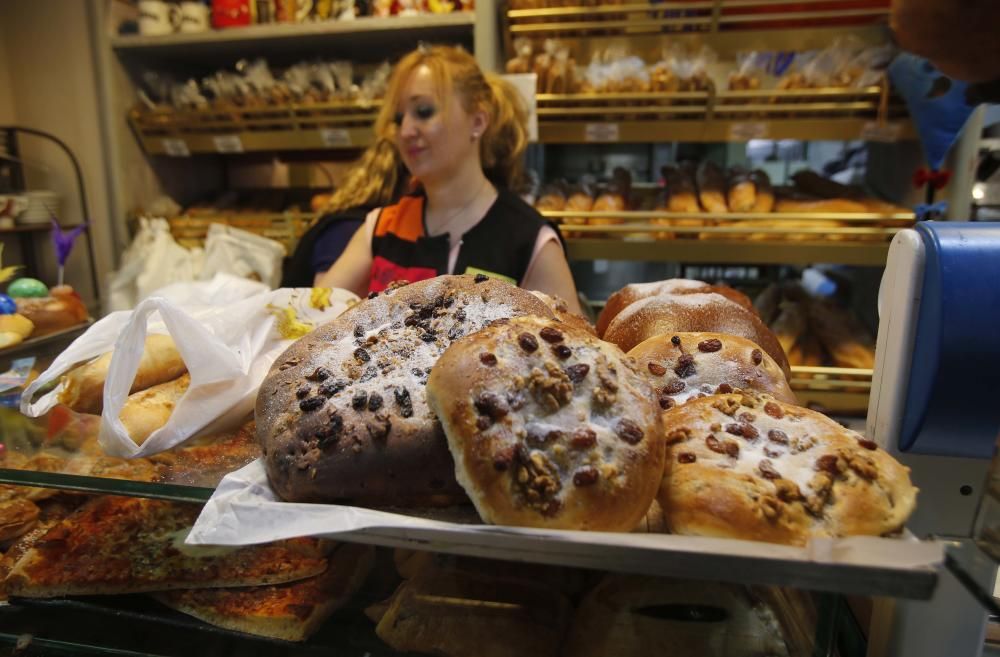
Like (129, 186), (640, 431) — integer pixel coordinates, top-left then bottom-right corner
(728, 51), (768, 91)
(505, 38), (534, 76)
(658, 391), (917, 545)
(563, 574), (795, 657)
(118, 374), (191, 447)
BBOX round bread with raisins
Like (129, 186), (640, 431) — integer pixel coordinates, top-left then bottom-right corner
(628, 332), (797, 411)
(426, 316), (665, 531)
(658, 392), (917, 545)
(603, 293), (790, 379)
(257, 275), (555, 506)
(596, 279), (756, 338)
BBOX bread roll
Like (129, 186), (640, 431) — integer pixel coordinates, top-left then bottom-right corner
(59, 334), (187, 415)
(661, 166), (701, 214)
(596, 279), (756, 339)
(628, 332), (797, 410)
(769, 301), (806, 356)
(426, 316), (665, 532)
(257, 275), (555, 507)
(658, 391), (917, 545)
(805, 300), (876, 369)
(563, 575), (792, 657)
(750, 170), (775, 213)
(727, 169), (757, 213)
(787, 333), (826, 367)
(119, 373), (191, 446)
(696, 162), (729, 213)
(602, 293), (790, 379)
(375, 567), (572, 657)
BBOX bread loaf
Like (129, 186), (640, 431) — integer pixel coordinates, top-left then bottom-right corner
(59, 334), (187, 414)
(563, 575), (792, 657)
(750, 170), (775, 213)
(602, 293), (790, 379)
(628, 332), (797, 410)
(119, 373), (191, 446)
(658, 391), (917, 545)
(257, 275), (555, 507)
(696, 162), (729, 213)
(596, 279), (756, 339)
(727, 169), (757, 213)
(426, 316), (665, 531)
(805, 300), (876, 369)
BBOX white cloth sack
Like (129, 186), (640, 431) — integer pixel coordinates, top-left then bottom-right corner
(22, 286), (358, 458)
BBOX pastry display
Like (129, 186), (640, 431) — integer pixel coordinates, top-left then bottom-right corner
(658, 391), (917, 545)
(628, 332), (797, 410)
(9, 283), (88, 338)
(427, 316), (665, 531)
(257, 275), (555, 507)
(0, 314), (34, 349)
(563, 575), (793, 657)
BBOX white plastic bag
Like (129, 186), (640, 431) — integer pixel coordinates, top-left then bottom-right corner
(22, 286), (358, 458)
(136, 218), (204, 302)
(199, 223), (286, 289)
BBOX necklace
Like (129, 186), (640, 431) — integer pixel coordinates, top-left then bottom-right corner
(428, 178), (489, 239)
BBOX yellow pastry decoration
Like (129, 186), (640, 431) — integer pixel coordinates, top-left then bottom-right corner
(309, 287), (332, 311)
(268, 304), (314, 340)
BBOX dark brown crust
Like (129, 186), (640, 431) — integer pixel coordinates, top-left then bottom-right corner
(257, 275), (555, 506)
(603, 293), (790, 379)
(595, 279), (756, 338)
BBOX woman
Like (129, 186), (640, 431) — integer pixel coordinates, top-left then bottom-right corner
(281, 138), (408, 287)
(315, 45), (582, 314)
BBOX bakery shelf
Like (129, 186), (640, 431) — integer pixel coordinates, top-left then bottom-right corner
(549, 210), (911, 265)
(0, 468), (213, 504)
(129, 101), (381, 156)
(111, 13), (475, 62)
(0, 319), (94, 362)
(536, 87), (914, 143)
(506, 0), (888, 38)
(167, 211), (319, 252)
(789, 365), (872, 414)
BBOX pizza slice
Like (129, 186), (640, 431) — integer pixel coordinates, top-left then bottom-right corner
(0, 495), (80, 601)
(4, 496), (327, 598)
(152, 419), (261, 488)
(0, 485), (38, 544)
(153, 542), (374, 642)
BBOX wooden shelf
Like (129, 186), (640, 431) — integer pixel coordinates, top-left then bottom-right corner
(789, 365), (872, 415)
(111, 13), (475, 62)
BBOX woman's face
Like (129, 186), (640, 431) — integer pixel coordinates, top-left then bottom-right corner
(393, 65), (484, 186)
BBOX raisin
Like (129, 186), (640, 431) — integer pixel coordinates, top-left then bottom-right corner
(455, 309), (466, 322)
(614, 419), (643, 445)
(480, 352), (498, 366)
(674, 354), (696, 378)
(573, 467), (599, 487)
(724, 441), (740, 458)
(648, 362), (667, 376)
(698, 338), (723, 353)
(367, 291), (378, 299)
(315, 414), (344, 445)
(352, 391), (368, 410)
(540, 326), (564, 343)
(310, 367), (332, 382)
(764, 446), (783, 458)
(565, 363), (590, 383)
(751, 349), (763, 365)
(671, 335), (681, 346)
(295, 385), (311, 399)
(493, 447), (515, 471)
(706, 434), (725, 453)
(816, 454), (841, 474)
(299, 396), (325, 412)
(394, 388), (413, 418)
(553, 344), (572, 360)
(738, 412), (757, 423)
(319, 379), (347, 397)
(764, 402), (784, 419)
(677, 452), (697, 464)
(768, 429), (789, 445)
(367, 393), (383, 412)
(474, 392), (508, 420)
(758, 459), (781, 480)
(404, 315), (421, 328)
(518, 333), (539, 353)
(658, 394), (676, 410)
(447, 326), (463, 341)
(570, 428), (597, 449)
(474, 273), (489, 283)
(476, 416), (492, 430)
(725, 423), (758, 441)
(420, 332), (437, 343)
(358, 367), (377, 383)
(858, 438), (878, 450)
(716, 383), (734, 394)
(353, 325), (365, 338)
(354, 348), (371, 364)
(663, 380), (686, 394)
(528, 426), (562, 446)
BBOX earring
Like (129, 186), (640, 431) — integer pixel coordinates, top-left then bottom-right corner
(470, 132), (479, 142)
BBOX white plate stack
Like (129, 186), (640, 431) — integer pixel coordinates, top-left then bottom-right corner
(17, 190), (61, 225)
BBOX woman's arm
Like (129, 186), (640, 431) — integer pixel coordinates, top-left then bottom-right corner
(313, 222), (373, 296)
(521, 239), (585, 316)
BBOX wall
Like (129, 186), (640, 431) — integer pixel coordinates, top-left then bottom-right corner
(0, 0), (116, 311)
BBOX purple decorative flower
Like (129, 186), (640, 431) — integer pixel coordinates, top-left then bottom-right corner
(51, 219), (87, 267)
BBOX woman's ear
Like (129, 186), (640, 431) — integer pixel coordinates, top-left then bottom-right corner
(471, 108), (489, 139)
